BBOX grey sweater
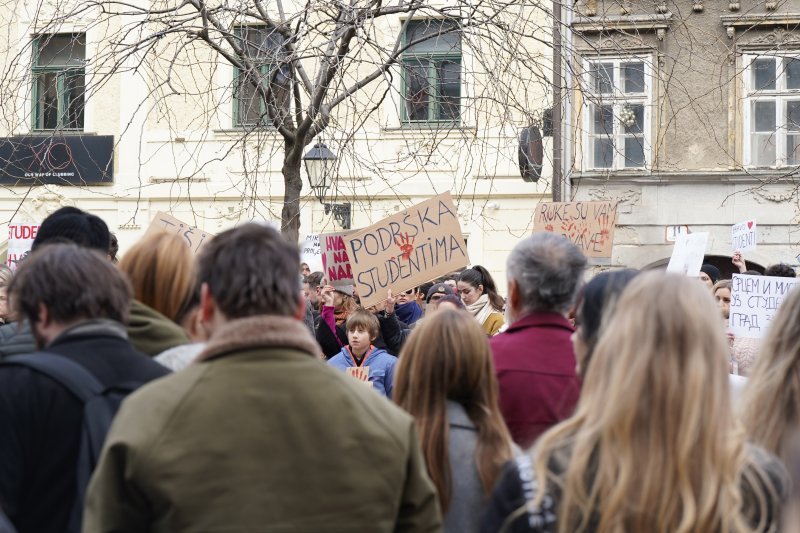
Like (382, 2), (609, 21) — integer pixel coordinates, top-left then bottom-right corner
(445, 400), (487, 533)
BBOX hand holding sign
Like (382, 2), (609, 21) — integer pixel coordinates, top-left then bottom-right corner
(731, 220), (757, 252)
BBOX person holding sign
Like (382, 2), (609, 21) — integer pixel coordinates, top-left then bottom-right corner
(327, 309), (396, 398)
(458, 266), (505, 336)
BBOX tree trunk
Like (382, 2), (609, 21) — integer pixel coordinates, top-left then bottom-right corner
(281, 139), (303, 243)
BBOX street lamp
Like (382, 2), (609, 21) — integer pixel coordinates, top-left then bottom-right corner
(303, 142), (351, 229)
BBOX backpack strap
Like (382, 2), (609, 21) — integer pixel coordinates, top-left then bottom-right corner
(2, 352), (104, 402)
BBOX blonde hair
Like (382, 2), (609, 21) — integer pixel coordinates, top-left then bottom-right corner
(532, 272), (775, 532)
(119, 232), (194, 321)
(742, 286), (800, 462)
(394, 309), (514, 512)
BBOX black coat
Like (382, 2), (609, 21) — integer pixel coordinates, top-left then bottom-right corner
(315, 311), (407, 358)
(0, 321), (170, 533)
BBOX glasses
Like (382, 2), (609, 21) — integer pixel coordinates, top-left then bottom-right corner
(402, 289), (414, 295)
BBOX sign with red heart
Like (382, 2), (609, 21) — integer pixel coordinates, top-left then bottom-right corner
(732, 220), (757, 252)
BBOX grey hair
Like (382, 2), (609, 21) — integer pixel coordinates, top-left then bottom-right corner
(507, 233), (587, 314)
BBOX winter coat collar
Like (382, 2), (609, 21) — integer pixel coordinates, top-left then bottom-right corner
(507, 311), (573, 333)
(446, 400), (477, 431)
(196, 315), (322, 363)
(50, 319), (128, 345)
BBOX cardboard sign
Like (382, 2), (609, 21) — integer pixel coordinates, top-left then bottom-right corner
(344, 192), (470, 308)
(300, 233), (322, 272)
(145, 212), (213, 255)
(533, 201), (617, 258)
(731, 220), (757, 252)
(729, 274), (800, 338)
(7, 222), (39, 271)
(666, 232), (709, 277)
(321, 231), (354, 287)
(346, 366), (373, 386)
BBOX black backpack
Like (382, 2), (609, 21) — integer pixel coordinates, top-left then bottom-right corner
(2, 352), (145, 533)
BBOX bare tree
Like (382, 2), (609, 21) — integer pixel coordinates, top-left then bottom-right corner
(0, 0), (556, 242)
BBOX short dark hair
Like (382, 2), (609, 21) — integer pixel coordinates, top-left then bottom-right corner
(346, 309), (379, 339)
(31, 206), (111, 253)
(109, 232), (119, 263)
(196, 223), (300, 319)
(765, 263), (796, 278)
(10, 243), (132, 326)
(305, 271), (324, 290)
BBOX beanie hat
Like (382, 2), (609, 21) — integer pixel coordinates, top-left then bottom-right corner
(700, 264), (721, 283)
(333, 284), (355, 297)
(32, 206), (111, 253)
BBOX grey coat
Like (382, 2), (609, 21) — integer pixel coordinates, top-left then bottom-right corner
(445, 400), (487, 533)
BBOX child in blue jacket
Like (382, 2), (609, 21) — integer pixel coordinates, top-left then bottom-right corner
(327, 309), (396, 398)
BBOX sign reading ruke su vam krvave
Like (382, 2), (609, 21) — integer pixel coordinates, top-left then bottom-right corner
(532, 201), (618, 258)
(344, 192), (470, 309)
(145, 212), (214, 255)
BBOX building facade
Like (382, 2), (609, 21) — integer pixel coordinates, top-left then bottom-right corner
(567, 0), (800, 273)
(0, 1), (554, 290)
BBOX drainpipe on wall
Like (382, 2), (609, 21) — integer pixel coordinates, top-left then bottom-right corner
(552, 0), (563, 202)
(563, 0), (574, 202)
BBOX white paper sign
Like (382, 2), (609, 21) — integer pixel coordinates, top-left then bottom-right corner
(300, 233), (323, 272)
(729, 274), (800, 338)
(731, 220), (757, 252)
(7, 221), (40, 271)
(666, 232), (709, 277)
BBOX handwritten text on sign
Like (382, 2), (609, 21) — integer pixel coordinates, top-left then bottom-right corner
(729, 274), (800, 339)
(344, 192), (470, 308)
(145, 212), (213, 255)
(300, 233), (322, 271)
(321, 231), (354, 287)
(7, 222), (39, 271)
(731, 220), (757, 252)
(533, 201), (618, 258)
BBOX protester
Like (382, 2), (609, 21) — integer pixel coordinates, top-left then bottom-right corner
(0, 265), (12, 324)
(571, 269), (638, 378)
(483, 272), (787, 532)
(0, 206), (112, 358)
(742, 286), (800, 463)
(458, 266), (505, 336)
(416, 281), (434, 311)
(300, 262), (311, 277)
(765, 263), (796, 277)
(327, 308), (396, 397)
(303, 271), (324, 320)
(395, 287), (423, 326)
(435, 294), (466, 312)
(315, 284), (358, 357)
(395, 309), (516, 533)
(108, 232), (119, 263)
(699, 263), (721, 288)
(84, 224), (441, 532)
(491, 233), (586, 448)
(118, 232), (192, 356)
(0, 244), (170, 533)
(154, 288), (209, 372)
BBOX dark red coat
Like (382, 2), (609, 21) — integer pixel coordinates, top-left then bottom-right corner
(490, 312), (581, 449)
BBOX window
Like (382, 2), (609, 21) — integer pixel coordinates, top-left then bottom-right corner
(32, 34), (85, 130)
(233, 26), (289, 127)
(743, 55), (800, 167)
(401, 20), (461, 124)
(583, 58), (650, 170)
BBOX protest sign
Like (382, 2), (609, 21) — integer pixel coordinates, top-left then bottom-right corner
(729, 274), (800, 338)
(731, 219), (757, 252)
(300, 233), (323, 272)
(145, 212), (213, 255)
(346, 366), (372, 387)
(666, 232), (709, 277)
(533, 201), (617, 258)
(7, 221), (39, 271)
(321, 231), (354, 287)
(344, 192), (470, 308)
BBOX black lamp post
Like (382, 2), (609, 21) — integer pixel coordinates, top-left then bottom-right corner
(303, 142), (351, 229)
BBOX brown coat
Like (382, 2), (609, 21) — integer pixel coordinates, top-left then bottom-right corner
(83, 316), (441, 533)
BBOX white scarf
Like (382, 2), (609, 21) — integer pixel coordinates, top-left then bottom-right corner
(466, 294), (495, 326)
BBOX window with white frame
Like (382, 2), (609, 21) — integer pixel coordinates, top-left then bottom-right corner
(583, 58), (650, 170)
(233, 25), (289, 127)
(743, 54), (800, 167)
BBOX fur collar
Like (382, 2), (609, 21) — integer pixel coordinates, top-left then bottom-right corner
(195, 315), (322, 363)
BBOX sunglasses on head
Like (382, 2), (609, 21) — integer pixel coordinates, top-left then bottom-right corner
(402, 289), (414, 295)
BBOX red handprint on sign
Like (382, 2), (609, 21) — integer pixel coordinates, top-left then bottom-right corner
(395, 232), (415, 260)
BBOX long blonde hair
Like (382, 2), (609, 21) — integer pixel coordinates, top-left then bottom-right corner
(742, 285), (800, 461)
(118, 232), (194, 321)
(532, 272), (774, 532)
(394, 309), (514, 512)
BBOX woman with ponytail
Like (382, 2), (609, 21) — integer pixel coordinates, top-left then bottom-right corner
(458, 266), (505, 336)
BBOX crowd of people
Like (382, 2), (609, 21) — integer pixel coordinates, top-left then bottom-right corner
(0, 206), (798, 532)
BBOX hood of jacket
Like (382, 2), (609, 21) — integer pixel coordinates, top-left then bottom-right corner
(128, 299), (190, 356)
